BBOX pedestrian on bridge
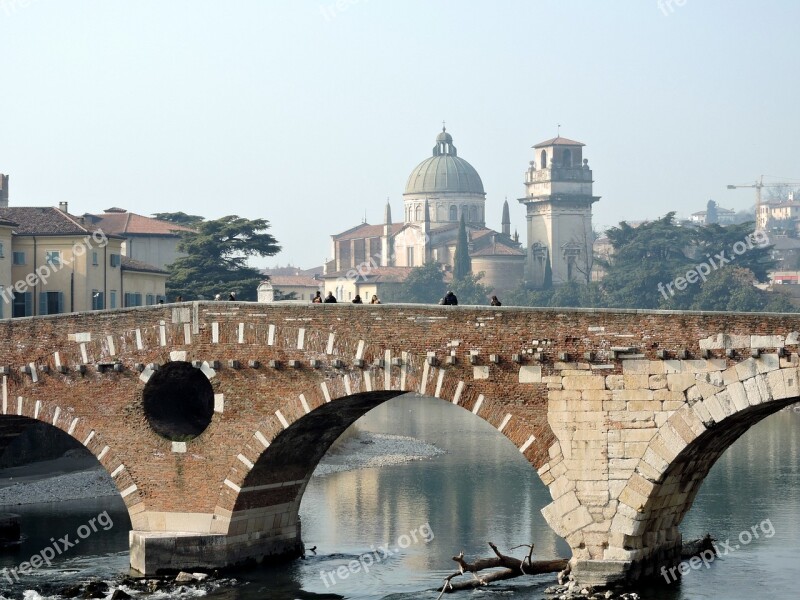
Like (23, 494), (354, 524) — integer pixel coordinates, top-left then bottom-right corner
(440, 291), (458, 305)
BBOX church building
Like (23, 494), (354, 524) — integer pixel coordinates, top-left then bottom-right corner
(323, 127), (525, 301)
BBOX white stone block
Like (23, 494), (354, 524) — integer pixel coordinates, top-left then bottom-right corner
(518, 365), (542, 383)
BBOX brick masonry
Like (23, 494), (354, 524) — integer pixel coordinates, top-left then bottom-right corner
(0, 302), (798, 582)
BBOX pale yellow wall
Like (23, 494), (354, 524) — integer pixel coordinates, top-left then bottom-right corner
(8, 234), (125, 315)
(0, 225), (13, 319)
(121, 269), (168, 306)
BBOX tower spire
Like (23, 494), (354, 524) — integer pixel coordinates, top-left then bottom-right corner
(501, 197), (511, 237)
(384, 198), (392, 225)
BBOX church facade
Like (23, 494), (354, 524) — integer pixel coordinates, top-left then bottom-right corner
(322, 128), (598, 301)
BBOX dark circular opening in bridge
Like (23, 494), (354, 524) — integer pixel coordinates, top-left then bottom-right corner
(142, 361), (214, 441)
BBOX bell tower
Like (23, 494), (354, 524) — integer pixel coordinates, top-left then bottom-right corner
(518, 136), (599, 288)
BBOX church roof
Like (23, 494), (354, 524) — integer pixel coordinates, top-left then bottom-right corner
(533, 136), (585, 148)
(404, 128), (485, 196)
(470, 242), (525, 257)
(332, 222), (402, 241)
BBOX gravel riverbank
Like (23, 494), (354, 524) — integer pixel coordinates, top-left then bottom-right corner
(0, 432), (444, 506)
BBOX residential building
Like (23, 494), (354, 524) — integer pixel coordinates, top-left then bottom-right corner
(83, 207), (193, 271)
(690, 205), (737, 225)
(0, 198), (167, 318)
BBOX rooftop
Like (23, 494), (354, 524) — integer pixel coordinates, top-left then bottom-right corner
(121, 256), (169, 275)
(533, 136), (585, 148)
(86, 209), (195, 236)
(0, 207), (112, 236)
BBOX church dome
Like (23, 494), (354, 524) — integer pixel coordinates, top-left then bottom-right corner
(404, 128), (485, 196)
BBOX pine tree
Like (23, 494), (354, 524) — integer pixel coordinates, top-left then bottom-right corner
(453, 214), (471, 280)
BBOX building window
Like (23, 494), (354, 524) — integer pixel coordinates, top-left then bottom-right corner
(406, 246), (414, 266)
(449, 205), (457, 221)
(92, 290), (105, 310)
(12, 251), (25, 265)
(541, 150), (547, 169)
(12, 292), (32, 318)
(124, 292), (143, 307)
(470, 205), (478, 222)
(110, 291), (117, 309)
(415, 205), (422, 221)
(110, 254), (121, 268)
(146, 294), (156, 305)
(92, 251), (99, 266)
(0, 242), (4, 258)
(39, 291), (65, 315)
(563, 148), (572, 167)
(45, 251), (61, 266)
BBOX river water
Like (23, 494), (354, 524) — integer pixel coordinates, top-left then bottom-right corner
(1, 397), (799, 599)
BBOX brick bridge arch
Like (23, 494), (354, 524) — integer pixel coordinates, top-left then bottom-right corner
(1, 303), (799, 585)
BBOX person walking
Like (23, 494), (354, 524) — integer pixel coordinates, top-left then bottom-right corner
(440, 291), (458, 305)
(490, 295), (502, 306)
(229, 292), (236, 301)
(370, 294), (381, 304)
(312, 291), (323, 303)
(352, 295), (363, 304)
(324, 291), (337, 303)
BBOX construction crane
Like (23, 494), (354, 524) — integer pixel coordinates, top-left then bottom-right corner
(727, 175), (800, 230)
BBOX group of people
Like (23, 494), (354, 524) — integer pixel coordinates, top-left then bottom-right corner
(312, 291), (382, 304)
(311, 290), (503, 306)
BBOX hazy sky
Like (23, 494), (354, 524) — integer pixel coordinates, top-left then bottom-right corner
(2, 0), (799, 269)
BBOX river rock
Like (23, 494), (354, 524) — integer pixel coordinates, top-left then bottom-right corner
(82, 580), (110, 598)
(110, 591), (132, 600)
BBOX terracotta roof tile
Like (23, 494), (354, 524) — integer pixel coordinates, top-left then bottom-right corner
(0, 207), (109, 236)
(87, 210), (194, 236)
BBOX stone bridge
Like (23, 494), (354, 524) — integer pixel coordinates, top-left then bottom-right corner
(0, 302), (798, 585)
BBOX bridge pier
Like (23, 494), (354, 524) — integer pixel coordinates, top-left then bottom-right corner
(129, 525), (303, 575)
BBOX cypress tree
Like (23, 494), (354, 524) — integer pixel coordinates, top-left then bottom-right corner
(453, 214), (471, 280)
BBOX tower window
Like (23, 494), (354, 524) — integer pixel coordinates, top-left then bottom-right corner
(449, 205), (457, 221)
(541, 150), (547, 169)
(415, 205), (422, 221)
(563, 148), (572, 167)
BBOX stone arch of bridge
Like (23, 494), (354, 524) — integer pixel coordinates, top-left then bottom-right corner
(212, 370), (548, 543)
(608, 362), (800, 572)
(0, 401), (144, 522)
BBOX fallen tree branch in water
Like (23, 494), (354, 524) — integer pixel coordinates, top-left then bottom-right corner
(436, 542), (568, 596)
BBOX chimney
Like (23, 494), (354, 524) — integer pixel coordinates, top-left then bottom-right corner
(0, 174), (8, 208)
(59, 201), (68, 213)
